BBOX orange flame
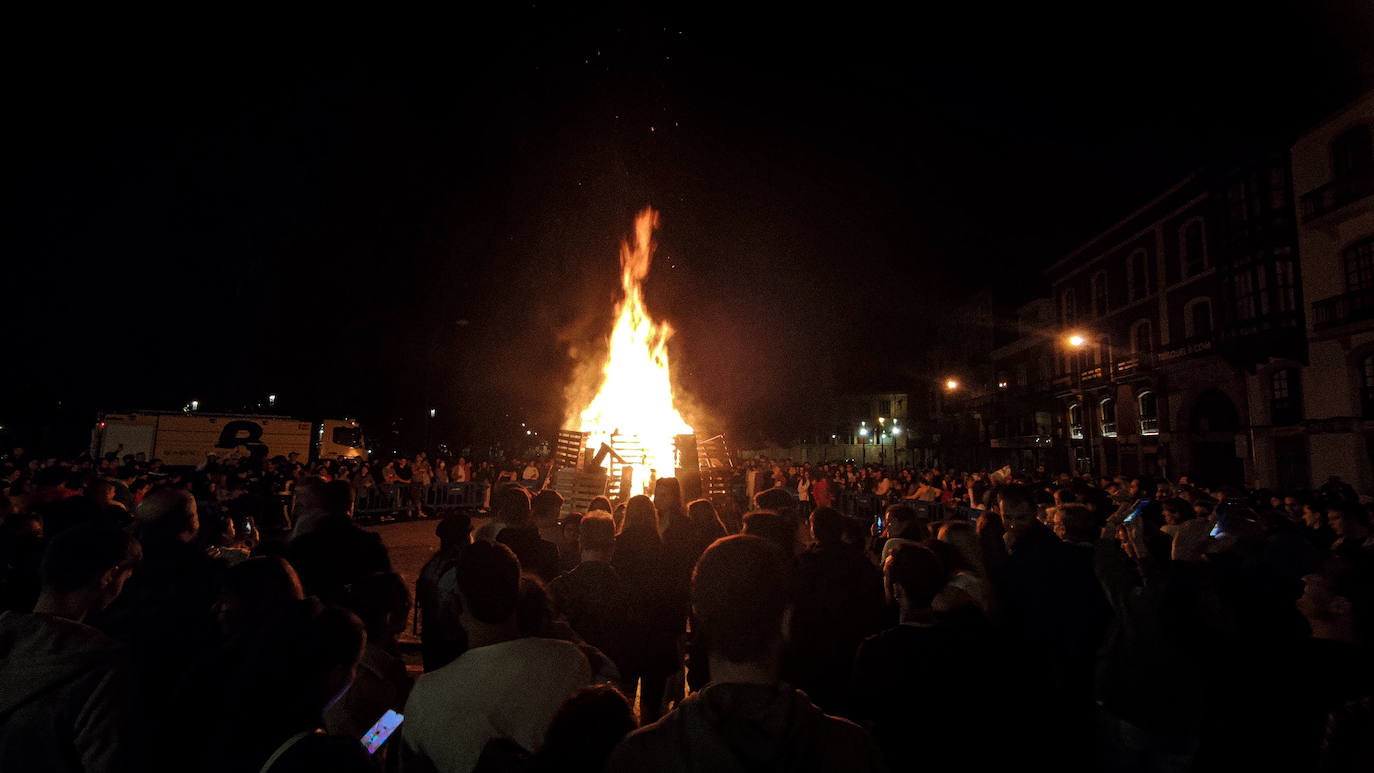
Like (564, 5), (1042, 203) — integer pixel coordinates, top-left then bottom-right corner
(576, 208), (692, 493)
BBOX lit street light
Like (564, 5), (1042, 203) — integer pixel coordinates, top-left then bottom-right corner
(945, 379), (959, 391)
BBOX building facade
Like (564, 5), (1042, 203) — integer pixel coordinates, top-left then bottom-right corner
(1288, 92), (1374, 490)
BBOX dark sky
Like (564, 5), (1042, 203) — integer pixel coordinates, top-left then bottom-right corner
(6, 4), (1373, 453)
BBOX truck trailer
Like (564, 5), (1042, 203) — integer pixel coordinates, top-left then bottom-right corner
(91, 411), (367, 466)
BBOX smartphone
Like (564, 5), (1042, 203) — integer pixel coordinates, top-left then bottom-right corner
(1124, 499), (1152, 525)
(875, 513), (885, 532)
(360, 709), (403, 754)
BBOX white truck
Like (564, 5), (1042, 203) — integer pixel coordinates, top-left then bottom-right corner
(91, 411), (367, 466)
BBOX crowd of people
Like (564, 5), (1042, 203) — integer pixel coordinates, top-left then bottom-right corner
(1, 443), (1372, 772)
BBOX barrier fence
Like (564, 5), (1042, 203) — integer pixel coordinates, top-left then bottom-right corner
(834, 492), (981, 525)
(354, 482), (491, 520)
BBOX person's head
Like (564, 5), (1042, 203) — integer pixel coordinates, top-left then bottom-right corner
(884, 543), (946, 614)
(753, 487), (794, 514)
(620, 495), (659, 537)
(653, 477), (683, 515)
(493, 485), (533, 528)
(686, 498), (726, 538)
(588, 495), (613, 515)
(1297, 554), (1374, 644)
(435, 513), (473, 551)
(456, 541), (522, 637)
(1328, 501), (1370, 539)
(39, 524), (142, 619)
(579, 512), (616, 560)
(1162, 497), (1192, 526)
(1051, 503), (1097, 543)
(936, 520), (983, 576)
(242, 599), (366, 721)
(215, 556), (305, 636)
(1302, 502), (1327, 530)
(345, 571), (412, 645)
(808, 507), (846, 546)
(322, 480), (355, 518)
(996, 485), (1038, 545)
(883, 504), (927, 541)
(135, 487), (199, 547)
(531, 489), (565, 526)
(692, 535), (791, 666)
(291, 476), (330, 515)
(1282, 494), (1304, 522)
(741, 510), (796, 556)
(84, 478), (116, 506)
(533, 685), (637, 772)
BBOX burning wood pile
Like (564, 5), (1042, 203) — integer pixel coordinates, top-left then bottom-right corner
(554, 208), (733, 514)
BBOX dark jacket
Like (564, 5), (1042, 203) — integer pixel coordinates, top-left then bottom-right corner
(286, 518), (391, 605)
(605, 682), (887, 773)
(0, 611), (138, 773)
(496, 527), (560, 584)
(549, 560), (632, 672)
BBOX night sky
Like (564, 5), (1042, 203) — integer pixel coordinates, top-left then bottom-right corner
(6, 4), (1373, 454)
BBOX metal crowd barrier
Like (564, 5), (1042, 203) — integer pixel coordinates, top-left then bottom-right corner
(353, 482), (490, 519)
(835, 495), (985, 525)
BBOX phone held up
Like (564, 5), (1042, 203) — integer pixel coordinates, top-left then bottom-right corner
(361, 710), (403, 755)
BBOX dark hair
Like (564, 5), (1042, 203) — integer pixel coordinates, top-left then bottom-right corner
(692, 535), (791, 662)
(579, 513), (616, 553)
(41, 524), (141, 593)
(516, 575), (552, 637)
(741, 510), (794, 556)
(620, 495), (659, 538)
(886, 543), (946, 609)
(531, 685), (637, 773)
(436, 513), (473, 547)
(323, 480), (355, 517)
(493, 485), (533, 527)
(588, 496), (613, 515)
(809, 507), (846, 546)
(687, 498), (726, 541)
(753, 487), (794, 513)
(996, 484), (1037, 519)
(457, 541), (521, 623)
(135, 488), (198, 546)
(532, 489), (565, 523)
(345, 571), (411, 639)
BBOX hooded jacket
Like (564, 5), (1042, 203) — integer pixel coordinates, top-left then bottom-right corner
(0, 611), (137, 773)
(605, 682), (887, 773)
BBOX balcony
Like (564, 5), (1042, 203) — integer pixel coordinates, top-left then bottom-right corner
(1301, 167), (1374, 223)
(1312, 287), (1374, 331)
(1140, 417), (1160, 435)
(1100, 421), (1117, 438)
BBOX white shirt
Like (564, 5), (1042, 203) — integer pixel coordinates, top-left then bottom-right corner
(402, 637), (590, 773)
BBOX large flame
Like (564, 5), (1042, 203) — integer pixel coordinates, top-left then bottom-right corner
(576, 208), (692, 493)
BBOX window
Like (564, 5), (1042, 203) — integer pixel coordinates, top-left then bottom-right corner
(1091, 271), (1109, 317)
(1181, 219), (1207, 278)
(1015, 364), (1028, 387)
(1332, 124), (1372, 179)
(1363, 355), (1374, 420)
(1069, 403), (1084, 440)
(1268, 164), (1289, 213)
(1271, 368), (1301, 426)
(1128, 249), (1151, 301)
(1062, 288), (1077, 325)
(1228, 180), (1249, 225)
(1274, 258), (1296, 313)
(1100, 398), (1117, 437)
(1138, 391), (1159, 435)
(1345, 237), (1374, 293)
(1184, 298), (1213, 340)
(1131, 320), (1154, 353)
(331, 426), (363, 447)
